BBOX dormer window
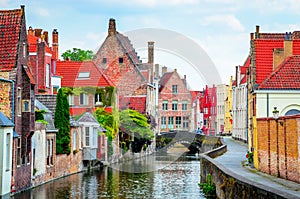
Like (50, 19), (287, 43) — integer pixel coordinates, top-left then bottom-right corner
(77, 72), (90, 79)
(102, 58), (107, 64)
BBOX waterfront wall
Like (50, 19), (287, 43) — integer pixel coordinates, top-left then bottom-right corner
(256, 116), (300, 183)
(200, 141), (296, 199)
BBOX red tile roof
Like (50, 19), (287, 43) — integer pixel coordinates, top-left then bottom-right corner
(0, 8), (22, 71)
(23, 65), (35, 84)
(254, 39), (284, 84)
(128, 96), (146, 114)
(56, 61), (115, 87)
(258, 56), (300, 90)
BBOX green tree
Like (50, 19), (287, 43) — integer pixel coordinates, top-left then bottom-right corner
(54, 88), (71, 154)
(119, 109), (154, 153)
(61, 48), (94, 61)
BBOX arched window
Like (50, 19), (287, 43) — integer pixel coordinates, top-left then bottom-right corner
(284, 109), (300, 116)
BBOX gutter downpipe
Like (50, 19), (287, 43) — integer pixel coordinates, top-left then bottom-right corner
(0, 78), (15, 123)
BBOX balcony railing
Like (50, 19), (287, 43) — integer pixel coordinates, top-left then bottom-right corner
(83, 147), (97, 160)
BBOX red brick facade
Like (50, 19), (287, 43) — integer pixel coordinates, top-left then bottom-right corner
(158, 69), (191, 132)
(257, 116), (300, 183)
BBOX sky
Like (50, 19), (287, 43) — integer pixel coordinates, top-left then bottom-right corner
(2, 0), (300, 90)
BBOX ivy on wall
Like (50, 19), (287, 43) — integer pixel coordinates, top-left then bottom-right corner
(62, 86), (116, 107)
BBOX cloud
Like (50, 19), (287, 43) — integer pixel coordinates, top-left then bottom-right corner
(0, 0), (9, 7)
(202, 14), (245, 32)
(87, 0), (198, 7)
(33, 7), (50, 17)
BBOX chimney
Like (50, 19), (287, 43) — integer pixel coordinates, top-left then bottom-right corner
(250, 33), (254, 40)
(284, 32), (293, 59)
(43, 31), (48, 44)
(162, 66), (167, 76)
(155, 64), (159, 78)
(273, 48), (284, 70)
(255, 25), (260, 39)
(34, 28), (42, 37)
(52, 29), (59, 60)
(184, 75), (187, 87)
(148, 41), (154, 83)
(108, 18), (116, 36)
(28, 26), (34, 36)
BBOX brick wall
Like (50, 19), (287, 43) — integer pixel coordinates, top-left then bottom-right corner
(257, 116), (300, 183)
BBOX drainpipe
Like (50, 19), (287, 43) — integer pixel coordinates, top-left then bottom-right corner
(0, 78), (15, 123)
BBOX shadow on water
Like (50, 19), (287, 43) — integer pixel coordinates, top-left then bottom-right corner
(12, 153), (206, 199)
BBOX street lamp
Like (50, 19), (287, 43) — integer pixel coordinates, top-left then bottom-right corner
(272, 107), (280, 177)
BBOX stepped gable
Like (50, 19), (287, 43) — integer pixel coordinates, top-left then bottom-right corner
(56, 60), (115, 88)
(0, 8), (22, 71)
(258, 56), (300, 90)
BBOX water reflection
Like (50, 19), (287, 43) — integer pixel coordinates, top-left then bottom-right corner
(12, 154), (205, 199)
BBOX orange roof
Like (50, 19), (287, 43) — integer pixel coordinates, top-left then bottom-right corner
(0, 8), (22, 71)
(56, 60), (115, 87)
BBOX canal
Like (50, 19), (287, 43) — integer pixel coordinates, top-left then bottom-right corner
(12, 152), (205, 199)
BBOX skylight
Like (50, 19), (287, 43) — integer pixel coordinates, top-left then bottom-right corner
(77, 72), (90, 79)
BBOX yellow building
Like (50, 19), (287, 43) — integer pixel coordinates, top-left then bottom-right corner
(224, 76), (233, 134)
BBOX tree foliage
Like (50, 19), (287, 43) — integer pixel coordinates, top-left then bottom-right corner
(61, 48), (94, 61)
(54, 88), (71, 154)
(94, 107), (119, 140)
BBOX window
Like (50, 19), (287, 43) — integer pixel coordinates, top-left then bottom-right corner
(77, 72), (90, 79)
(23, 42), (26, 58)
(73, 131), (77, 150)
(162, 100), (168, 110)
(95, 93), (102, 105)
(46, 64), (50, 88)
(176, 116), (181, 128)
(17, 137), (21, 166)
(68, 94), (74, 105)
(22, 100), (30, 112)
(6, 133), (10, 170)
(172, 101), (178, 110)
(119, 57), (123, 63)
(183, 116), (189, 129)
(172, 85), (178, 94)
(53, 86), (59, 94)
(168, 116), (174, 129)
(182, 101), (188, 110)
(80, 93), (88, 105)
(50, 139), (53, 165)
(161, 116), (166, 129)
(85, 127), (90, 146)
(93, 127), (98, 147)
(17, 88), (21, 115)
(102, 58), (107, 64)
(46, 139), (53, 166)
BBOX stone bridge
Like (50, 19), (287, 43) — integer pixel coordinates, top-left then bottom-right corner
(156, 131), (222, 153)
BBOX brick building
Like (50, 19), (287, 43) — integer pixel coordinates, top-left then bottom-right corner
(247, 26), (300, 167)
(93, 18), (155, 114)
(0, 6), (35, 192)
(158, 69), (191, 132)
(27, 27), (61, 94)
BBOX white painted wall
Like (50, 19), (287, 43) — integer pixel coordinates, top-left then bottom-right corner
(216, 84), (228, 134)
(32, 125), (46, 177)
(0, 126), (13, 196)
(256, 91), (300, 117)
(232, 83), (247, 141)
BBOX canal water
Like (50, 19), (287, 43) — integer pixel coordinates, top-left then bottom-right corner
(12, 153), (205, 199)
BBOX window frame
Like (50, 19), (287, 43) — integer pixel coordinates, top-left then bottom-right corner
(172, 100), (178, 111)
